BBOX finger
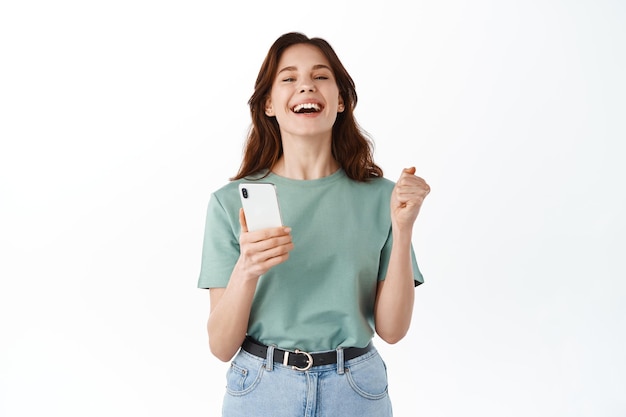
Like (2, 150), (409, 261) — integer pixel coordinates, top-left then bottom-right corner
(397, 173), (430, 192)
(394, 182), (430, 203)
(397, 167), (418, 186)
(242, 226), (292, 246)
(239, 208), (249, 233)
(247, 233), (293, 252)
(259, 240), (294, 260)
(402, 166), (416, 176)
(396, 186), (430, 200)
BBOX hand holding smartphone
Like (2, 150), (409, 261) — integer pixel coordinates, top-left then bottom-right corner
(238, 183), (283, 232)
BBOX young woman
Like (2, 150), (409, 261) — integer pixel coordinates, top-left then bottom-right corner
(198, 32), (430, 417)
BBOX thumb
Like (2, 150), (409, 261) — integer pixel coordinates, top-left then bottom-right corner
(239, 208), (249, 233)
(403, 166), (416, 176)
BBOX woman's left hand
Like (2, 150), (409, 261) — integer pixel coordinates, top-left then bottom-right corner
(390, 167), (430, 231)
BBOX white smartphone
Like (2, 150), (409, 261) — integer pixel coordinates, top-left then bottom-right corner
(238, 182), (283, 232)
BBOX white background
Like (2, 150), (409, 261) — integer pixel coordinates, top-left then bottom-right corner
(1, 1), (625, 416)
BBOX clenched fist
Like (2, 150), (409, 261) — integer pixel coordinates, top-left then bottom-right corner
(390, 167), (430, 231)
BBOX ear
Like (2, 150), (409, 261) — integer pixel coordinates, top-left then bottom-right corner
(337, 95), (345, 113)
(265, 98), (274, 116)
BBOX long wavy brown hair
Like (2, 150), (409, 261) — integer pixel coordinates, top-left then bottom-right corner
(231, 32), (383, 182)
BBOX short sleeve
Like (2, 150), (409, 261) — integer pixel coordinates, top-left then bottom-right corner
(377, 228), (424, 287)
(197, 193), (240, 289)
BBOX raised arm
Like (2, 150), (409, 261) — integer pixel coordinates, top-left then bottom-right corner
(375, 167), (430, 344)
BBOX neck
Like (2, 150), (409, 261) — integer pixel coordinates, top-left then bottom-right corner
(272, 155), (339, 180)
(273, 132), (338, 180)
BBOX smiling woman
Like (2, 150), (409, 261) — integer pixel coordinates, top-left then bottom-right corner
(197, 32), (430, 417)
(233, 32), (372, 182)
(263, 43), (344, 146)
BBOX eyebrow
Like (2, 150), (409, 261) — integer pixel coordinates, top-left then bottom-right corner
(277, 64), (332, 75)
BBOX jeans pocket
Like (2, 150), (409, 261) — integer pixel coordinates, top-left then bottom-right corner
(345, 353), (389, 400)
(225, 359), (264, 396)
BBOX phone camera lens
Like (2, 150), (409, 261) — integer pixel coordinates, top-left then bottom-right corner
(242, 188), (248, 198)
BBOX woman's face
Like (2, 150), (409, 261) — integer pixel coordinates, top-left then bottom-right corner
(265, 43), (345, 141)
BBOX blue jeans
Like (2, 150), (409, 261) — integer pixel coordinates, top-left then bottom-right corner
(221, 345), (393, 417)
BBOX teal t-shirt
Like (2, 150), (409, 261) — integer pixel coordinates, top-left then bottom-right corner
(197, 169), (423, 352)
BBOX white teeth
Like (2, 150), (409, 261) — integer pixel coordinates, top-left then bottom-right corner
(292, 103), (321, 112)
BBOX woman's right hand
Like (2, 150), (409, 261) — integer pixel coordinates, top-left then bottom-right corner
(207, 208), (294, 362)
(235, 208), (294, 281)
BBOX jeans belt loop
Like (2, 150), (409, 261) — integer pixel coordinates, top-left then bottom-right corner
(265, 344), (275, 372)
(336, 347), (345, 375)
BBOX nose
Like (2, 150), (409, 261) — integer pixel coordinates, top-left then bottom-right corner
(298, 78), (316, 93)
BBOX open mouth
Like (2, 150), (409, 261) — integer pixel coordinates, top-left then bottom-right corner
(291, 103), (323, 114)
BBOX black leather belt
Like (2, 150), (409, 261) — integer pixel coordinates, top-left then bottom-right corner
(241, 336), (373, 371)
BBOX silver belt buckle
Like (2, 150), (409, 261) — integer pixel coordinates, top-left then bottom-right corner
(283, 349), (313, 371)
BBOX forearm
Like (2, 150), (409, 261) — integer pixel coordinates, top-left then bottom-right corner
(207, 220), (294, 361)
(374, 230), (415, 344)
(207, 263), (259, 362)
